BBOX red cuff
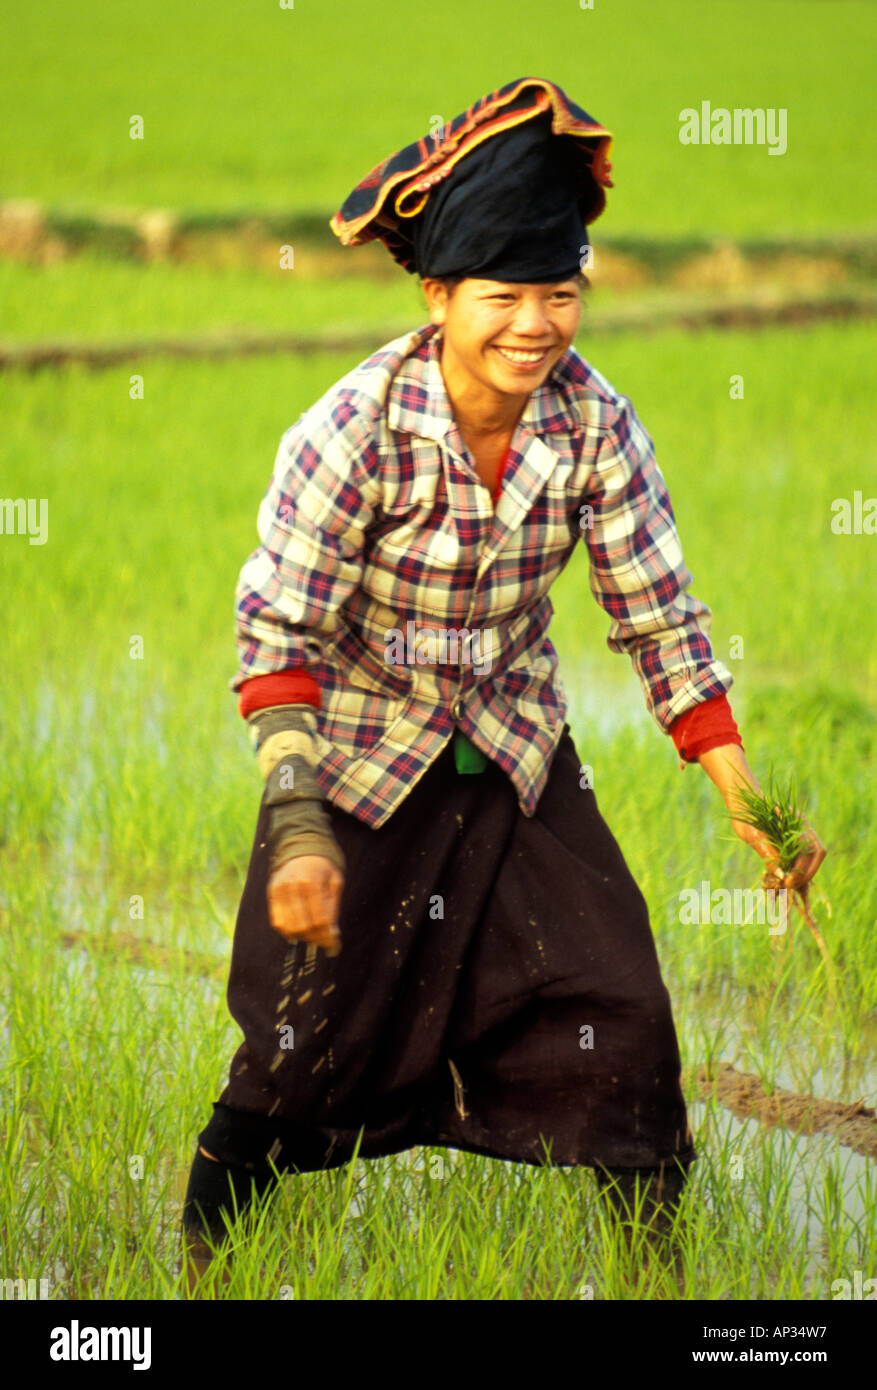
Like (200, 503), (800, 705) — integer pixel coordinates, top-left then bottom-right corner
(670, 693), (743, 763)
(238, 669), (321, 719)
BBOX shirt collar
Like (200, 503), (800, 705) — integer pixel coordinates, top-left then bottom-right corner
(386, 324), (584, 441)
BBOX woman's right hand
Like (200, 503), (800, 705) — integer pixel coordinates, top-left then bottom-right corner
(266, 855), (344, 955)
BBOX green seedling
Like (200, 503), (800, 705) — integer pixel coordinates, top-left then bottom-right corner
(727, 772), (836, 1007)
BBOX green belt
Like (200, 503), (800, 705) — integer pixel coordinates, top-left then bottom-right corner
(453, 729), (488, 774)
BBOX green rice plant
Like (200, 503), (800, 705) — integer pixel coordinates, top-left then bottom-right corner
(2, 323), (874, 1301)
(4, 0), (875, 232)
(726, 771), (838, 1008)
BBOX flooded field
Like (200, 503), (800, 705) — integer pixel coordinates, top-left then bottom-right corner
(2, 0), (874, 1300)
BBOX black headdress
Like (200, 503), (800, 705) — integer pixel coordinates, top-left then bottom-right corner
(330, 78), (613, 282)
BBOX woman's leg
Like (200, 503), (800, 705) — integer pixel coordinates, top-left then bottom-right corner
(182, 721), (694, 1283)
(430, 726), (696, 1175)
(594, 1157), (692, 1240)
(182, 737), (524, 1270)
(181, 1146), (279, 1244)
(179, 1145), (281, 1293)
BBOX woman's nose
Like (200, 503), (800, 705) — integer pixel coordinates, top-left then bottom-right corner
(511, 297), (551, 336)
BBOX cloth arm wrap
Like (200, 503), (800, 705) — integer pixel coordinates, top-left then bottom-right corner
(246, 704), (345, 877)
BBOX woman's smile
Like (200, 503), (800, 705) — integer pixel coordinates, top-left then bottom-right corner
(493, 344), (554, 370)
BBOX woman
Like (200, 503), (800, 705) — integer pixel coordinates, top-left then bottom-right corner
(182, 78), (825, 1288)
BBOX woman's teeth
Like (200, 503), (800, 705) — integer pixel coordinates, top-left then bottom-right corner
(496, 347), (549, 365)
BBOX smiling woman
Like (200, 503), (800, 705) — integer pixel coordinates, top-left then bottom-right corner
(419, 276), (584, 491)
(180, 76), (825, 1294)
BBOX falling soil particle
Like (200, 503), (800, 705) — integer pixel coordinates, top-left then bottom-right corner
(56, 927), (874, 1160)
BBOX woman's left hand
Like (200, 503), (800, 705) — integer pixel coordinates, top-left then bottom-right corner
(697, 744), (827, 890)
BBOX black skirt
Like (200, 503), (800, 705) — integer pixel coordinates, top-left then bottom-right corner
(197, 725), (696, 1175)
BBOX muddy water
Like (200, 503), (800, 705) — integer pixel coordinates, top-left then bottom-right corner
(40, 852), (873, 1114)
(676, 1006), (877, 1113)
(13, 932), (872, 1296)
(686, 1099), (873, 1290)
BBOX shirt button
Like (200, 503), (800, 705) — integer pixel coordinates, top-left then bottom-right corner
(452, 698), (464, 721)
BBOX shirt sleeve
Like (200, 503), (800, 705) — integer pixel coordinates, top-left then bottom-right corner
(230, 398), (380, 695)
(581, 393), (734, 732)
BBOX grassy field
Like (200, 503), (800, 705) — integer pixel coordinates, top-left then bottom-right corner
(3, 0), (876, 234)
(1, 0), (874, 1306)
(0, 253), (422, 341)
(1, 317), (874, 1299)
(2, 245), (876, 348)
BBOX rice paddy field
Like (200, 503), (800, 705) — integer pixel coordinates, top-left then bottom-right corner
(1, 0), (875, 1315)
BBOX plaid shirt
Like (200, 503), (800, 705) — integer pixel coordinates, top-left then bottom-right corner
(232, 322), (733, 828)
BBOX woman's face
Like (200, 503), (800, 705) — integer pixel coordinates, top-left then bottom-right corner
(422, 277), (582, 408)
